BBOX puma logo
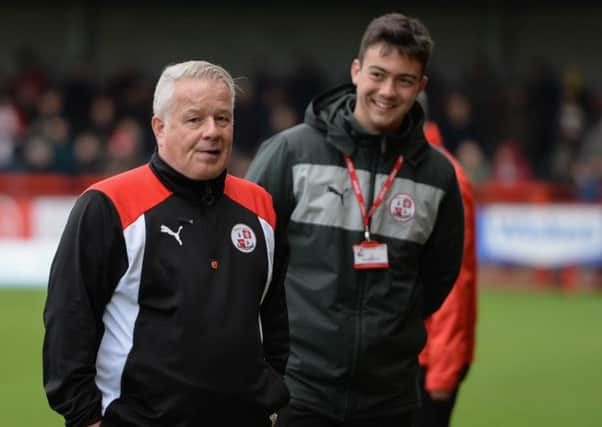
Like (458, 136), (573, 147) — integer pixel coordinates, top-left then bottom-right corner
(160, 225), (183, 246)
(327, 186), (349, 206)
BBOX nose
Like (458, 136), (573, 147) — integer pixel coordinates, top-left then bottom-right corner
(200, 117), (219, 139)
(379, 78), (396, 98)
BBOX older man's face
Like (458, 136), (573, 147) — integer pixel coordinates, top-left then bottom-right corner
(152, 77), (233, 180)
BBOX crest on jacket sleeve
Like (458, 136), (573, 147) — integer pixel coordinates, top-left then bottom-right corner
(231, 223), (257, 253)
(389, 193), (416, 222)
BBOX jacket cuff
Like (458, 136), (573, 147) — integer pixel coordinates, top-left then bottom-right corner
(65, 400), (102, 427)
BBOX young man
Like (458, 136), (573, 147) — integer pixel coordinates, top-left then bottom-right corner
(43, 60), (289, 427)
(246, 13), (464, 427)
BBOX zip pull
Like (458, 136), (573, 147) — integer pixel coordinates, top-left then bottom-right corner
(380, 136), (387, 154)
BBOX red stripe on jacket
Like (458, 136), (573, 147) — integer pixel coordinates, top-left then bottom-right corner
(224, 175), (276, 230)
(88, 164), (172, 229)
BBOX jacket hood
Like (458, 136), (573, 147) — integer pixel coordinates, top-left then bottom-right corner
(304, 83), (430, 165)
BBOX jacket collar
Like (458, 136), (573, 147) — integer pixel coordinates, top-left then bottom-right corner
(149, 151), (226, 206)
(305, 83), (430, 167)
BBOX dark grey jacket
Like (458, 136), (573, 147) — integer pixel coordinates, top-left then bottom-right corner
(246, 84), (464, 420)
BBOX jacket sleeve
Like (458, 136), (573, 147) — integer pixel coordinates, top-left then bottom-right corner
(422, 166), (477, 391)
(420, 166), (465, 318)
(247, 135), (295, 375)
(43, 190), (128, 427)
(245, 134), (296, 230)
(259, 238), (289, 375)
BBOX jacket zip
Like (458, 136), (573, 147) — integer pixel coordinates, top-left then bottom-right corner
(201, 186), (219, 272)
(343, 137), (383, 418)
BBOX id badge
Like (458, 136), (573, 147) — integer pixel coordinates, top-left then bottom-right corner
(353, 241), (389, 269)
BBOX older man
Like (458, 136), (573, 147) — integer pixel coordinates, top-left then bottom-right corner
(43, 60), (289, 427)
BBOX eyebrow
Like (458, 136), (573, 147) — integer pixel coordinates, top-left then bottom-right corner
(183, 107), (232, 116)
(368, 65), (420, 81)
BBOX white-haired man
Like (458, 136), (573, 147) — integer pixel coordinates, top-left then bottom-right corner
(43, 60), (289, 427)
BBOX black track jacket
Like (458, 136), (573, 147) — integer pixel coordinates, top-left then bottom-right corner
(43, 153), (289, 426)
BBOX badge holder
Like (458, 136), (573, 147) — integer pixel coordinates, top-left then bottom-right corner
(353, 240), (389, 270)
(344, 154), (402, 271)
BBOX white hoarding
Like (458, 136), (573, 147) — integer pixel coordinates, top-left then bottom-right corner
(477, 204), (602, 268)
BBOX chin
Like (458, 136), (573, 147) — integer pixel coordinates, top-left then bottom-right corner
(374, 117), (403, 133)
(200, 169), (224, 180)
(371, 123), (393, 133)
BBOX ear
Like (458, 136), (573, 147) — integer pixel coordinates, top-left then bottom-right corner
(350, 59), (361, 85)
(418, 75), (428, 93)
(151, 115), (165, 147)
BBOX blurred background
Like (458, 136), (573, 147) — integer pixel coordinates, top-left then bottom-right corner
(0, 0), (600, 425)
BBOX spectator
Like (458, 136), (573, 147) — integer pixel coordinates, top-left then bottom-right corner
(21, 135), (54, 172)
(112, 70), (155, 157)
(9, 46), (49, 126)
(490, 139), (533, 184)
(285, 52), (329, 119)
(0, 93), (22, 169)
(36, 89), (64, 119)
(455, 140), (490, 184)
(230, 77), (271, 177)
(43, 115), (73, 173)
(86, 93), (117, 142)
(572, 93), (602, 201)
(524, 58), (561, 179)
(461, 51), (505, 157)
(61, 61), (96, 136)
(72, 131), (105, 174)
(104, 117), (145, 174)
(439, 91), (480, 156)
(549, 67), (591, 183)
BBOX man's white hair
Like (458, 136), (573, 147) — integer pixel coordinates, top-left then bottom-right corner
(153, 60), (236, 119)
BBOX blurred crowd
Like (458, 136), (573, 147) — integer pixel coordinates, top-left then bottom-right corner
(1, 48), (601, 201)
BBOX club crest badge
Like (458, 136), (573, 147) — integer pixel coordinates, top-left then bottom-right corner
(389, 193), (416, 222)
(231, 223), (257, 253)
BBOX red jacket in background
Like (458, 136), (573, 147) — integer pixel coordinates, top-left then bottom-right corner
(419, 121), (478, 391)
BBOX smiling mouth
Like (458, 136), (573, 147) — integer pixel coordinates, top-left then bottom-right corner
(372, 99), (396, 110)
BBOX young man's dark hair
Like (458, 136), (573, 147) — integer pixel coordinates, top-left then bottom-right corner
(358, 13), (434, 72)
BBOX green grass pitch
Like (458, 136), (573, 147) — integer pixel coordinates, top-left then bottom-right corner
(1, 287), (600, 426)
(454, 287), (602, 426)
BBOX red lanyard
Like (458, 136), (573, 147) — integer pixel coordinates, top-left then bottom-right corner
(343, 154), (404, 240)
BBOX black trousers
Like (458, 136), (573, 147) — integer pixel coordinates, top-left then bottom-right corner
(413, 366), (469, 427)
(276, 403), (415, 427)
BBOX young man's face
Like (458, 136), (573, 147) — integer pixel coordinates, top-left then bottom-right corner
(152, 78), (233, 180)
(351, 42), (427, 134)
